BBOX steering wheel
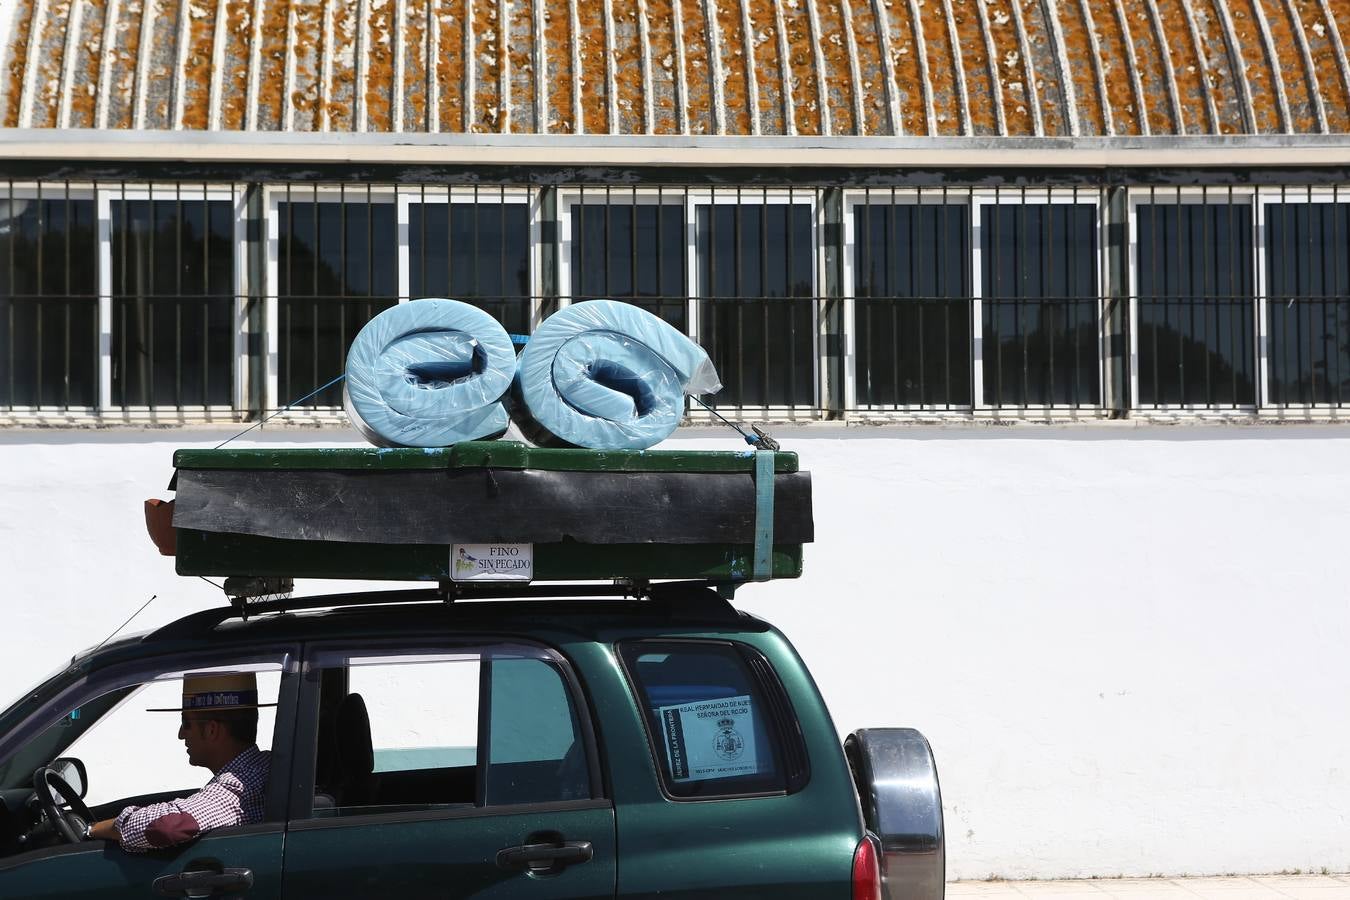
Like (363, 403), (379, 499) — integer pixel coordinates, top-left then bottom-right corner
(32, 765), (94, 844)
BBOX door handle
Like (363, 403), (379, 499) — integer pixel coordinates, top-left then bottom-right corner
(152, 866), (253, 898)
(496, 839), (594, 873)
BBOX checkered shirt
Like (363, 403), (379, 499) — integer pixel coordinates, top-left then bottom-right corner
(114, 745), (270, 852)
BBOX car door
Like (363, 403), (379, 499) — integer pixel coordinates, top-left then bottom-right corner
(281, 640), (616, 900)
(0, 647), (299, 900)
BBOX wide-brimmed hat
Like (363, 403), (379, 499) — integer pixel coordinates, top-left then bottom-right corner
(147, 672), (277, 712)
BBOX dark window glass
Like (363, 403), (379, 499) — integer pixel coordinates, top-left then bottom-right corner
(409, 200), (532, 335)
(569, 201), (687, 330)
(1265, 202), (1350, 406)
(0, 194), (97, 408)
(1136, 202), (1255, 407)
(278, 198), (397, 406)
(854, 202), (971, 407)
(111, 198), (235, 407)
(981, 203), (1100, 407)
(619, 641), (799, 799)
(696, 202), (814, 407)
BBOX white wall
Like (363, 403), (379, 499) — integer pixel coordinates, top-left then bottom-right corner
(1, 424), (1347, 879)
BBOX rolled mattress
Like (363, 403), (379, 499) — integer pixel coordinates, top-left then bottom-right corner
(510, 300), (722, 450)
(344, 298), (516, 447)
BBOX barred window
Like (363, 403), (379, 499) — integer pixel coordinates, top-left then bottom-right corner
(852, 197), (971, 408)
(407, 190), (533, 335)
(1135, 198), (1255, 408)
(111, 196), (235, 408)
(1264, 198), (1350, 406)
(0, 190), (97, 409)
(980, 200), (1100, 408)
(696, 196), (814, 409)
(276, 190), (397, 407)
(566, 192), (687, 330)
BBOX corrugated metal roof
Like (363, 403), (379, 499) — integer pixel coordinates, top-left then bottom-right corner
(2, 0), (1347, 136)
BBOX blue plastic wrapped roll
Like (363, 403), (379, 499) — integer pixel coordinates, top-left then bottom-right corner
(344, 298), (516, 447)
(510, 299), (722, 450)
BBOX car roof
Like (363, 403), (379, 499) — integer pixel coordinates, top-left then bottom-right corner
(73, 589), (768, 674)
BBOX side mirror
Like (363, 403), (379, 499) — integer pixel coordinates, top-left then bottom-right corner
(51, 757), (87, 799)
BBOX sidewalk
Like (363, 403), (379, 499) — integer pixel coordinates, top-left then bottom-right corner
(950, 875), (1350, 900)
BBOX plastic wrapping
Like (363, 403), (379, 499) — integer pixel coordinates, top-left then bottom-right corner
(510, 299), (722, 450)
(344, 299), (516, 447)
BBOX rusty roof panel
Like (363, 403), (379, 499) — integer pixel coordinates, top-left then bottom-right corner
(1189, 0), (1246, 134)
(1055, 0), (1102, 133)
(1084, 0), (1135, 134)
(289, 0), (322, 130)
(362, 0), (393, 131)
(1118, 0), (1179, 133)
(915, 0), (964, 133)
(466, 0), (496, 132)
(746, 0), (783, 134)
(105, 0), (146, 129)
(217, 0), (250, 129)
(325, 0), (356, 129)
(574, 0), (607, 133)
(779, 0), (821, 134)
(1022, 0), (1070, 135)
(3, 0), (1348, 136)
(845, 0), (887, 134)
(612, 0), (644, 133)
(711, 0), (751, 134)
(813, 0), (855, 133)
(434, 0), (464, 132)
(677, 0), (713, 134)
(983, 0), (1036, 134)
(252, 0), (287, 129)
(948, 0), (998, 134)
(31, 0), (67, 127)
(1228, 0), (1283, 132)
(400, 0), (425, 130)
(178, 0), (214, 129)
(877, 0), (925, 135)
(4, 0), (36, 125)
(644, 0), (679, 133)
(1297, 0), (1349, 132)
(507, 0), (535, 131)
(138, 0), (176, 128)
(1258, 0), (1318, 132)
(66, 0), (106, 128)
(541, 0), (573, 131)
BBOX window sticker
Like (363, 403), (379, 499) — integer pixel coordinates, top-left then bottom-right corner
(657, 694), (761, 782)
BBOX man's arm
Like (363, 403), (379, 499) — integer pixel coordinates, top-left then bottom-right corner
(87, 818), (119, 841)
(108, 776), (246, 852)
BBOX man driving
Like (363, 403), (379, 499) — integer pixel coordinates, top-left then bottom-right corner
(86, 673), (272, 851)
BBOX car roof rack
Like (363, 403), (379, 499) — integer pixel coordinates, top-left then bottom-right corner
(214, 577), (738, 620)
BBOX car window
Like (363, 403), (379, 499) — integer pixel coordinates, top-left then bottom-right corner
(0, 655), (290, 862)
(67, 670), (282, 807)
(620, 641), (800, 799)
(304, 644), (593, 819)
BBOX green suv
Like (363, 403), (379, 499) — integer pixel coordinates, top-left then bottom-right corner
(0, 446), (943, 899)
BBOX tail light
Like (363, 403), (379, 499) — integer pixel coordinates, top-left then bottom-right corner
(852, 835), (882, 900)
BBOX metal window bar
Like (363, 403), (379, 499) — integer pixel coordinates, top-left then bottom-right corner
(1266, 184), (1350, 408)
(1134, 186), (1257, 410)
(849, 187), (973, 411)
(0, 180), (99, 412)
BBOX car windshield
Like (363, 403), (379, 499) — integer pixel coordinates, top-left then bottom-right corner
(0, 686), (136, 790)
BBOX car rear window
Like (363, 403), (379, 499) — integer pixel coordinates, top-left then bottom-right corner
(619, 641), (805, 799)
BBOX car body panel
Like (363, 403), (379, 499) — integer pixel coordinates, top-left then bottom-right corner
(0, 827), (283, 900)
(282, 804), (616, 899)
